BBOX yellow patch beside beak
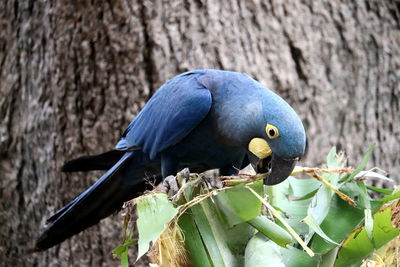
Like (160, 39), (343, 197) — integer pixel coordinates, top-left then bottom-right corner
(248, 138), (272, 159)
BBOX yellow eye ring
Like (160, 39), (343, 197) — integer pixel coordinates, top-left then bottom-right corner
(266, 124), (279, 139)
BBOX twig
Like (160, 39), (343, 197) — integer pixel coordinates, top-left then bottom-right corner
(291, 166), (356, 176)
(309, 172), (356, 206)
(245, 185), (315, 257)
(177, 187), (229, 216)
(220, 173), (268, 181)
(221, 167), (357, 186)
(224, 179), (257, 186)
(172, 175), (202, 202)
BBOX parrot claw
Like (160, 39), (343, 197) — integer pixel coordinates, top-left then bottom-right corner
(159, 168), (191, 198)
(159, 175), (180, 198)
(201, 172), (223, 189)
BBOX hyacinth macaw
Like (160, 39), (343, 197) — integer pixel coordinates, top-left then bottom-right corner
(36, 69), (306, 250)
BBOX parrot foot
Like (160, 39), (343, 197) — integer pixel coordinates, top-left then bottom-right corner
(200, 171), (223, 189)
(160, 175), (179, 198)
(159, 168), (190, 198)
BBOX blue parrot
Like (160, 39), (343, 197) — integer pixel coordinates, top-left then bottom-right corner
(35, 69), (306, 251)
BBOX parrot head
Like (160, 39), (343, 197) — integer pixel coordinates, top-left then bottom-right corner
(246, 83), (306, 185)
(199, 70), (306, 185)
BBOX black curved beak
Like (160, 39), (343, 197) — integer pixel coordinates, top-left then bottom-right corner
(264, 154), (297, 185)
(248, 153), (298, 186)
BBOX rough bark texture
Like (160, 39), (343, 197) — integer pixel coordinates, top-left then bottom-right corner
(0, 0), (399, 266)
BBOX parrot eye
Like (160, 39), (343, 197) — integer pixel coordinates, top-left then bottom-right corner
(266, 124), (279, 139)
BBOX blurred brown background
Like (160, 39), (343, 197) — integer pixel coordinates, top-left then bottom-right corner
(0, 0), (399, 266)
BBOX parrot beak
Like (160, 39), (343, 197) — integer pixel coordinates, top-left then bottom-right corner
(248, 152), (297, 186)
(247, 137), (298, 185)
(263, 154), (297, 185)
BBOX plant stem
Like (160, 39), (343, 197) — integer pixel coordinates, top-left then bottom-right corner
(245, 185), (315, 257)
(310, 172), (356, 206)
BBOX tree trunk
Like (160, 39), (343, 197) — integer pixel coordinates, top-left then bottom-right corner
(0, 0), (398, 266)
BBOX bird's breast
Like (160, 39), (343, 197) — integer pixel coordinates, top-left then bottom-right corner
(166, 115), (246, 170)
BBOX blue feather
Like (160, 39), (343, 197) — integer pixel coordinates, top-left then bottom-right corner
(117, 71), (212, 159)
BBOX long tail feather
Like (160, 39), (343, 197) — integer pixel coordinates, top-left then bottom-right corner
(35, 151), (160, 251)
(62, 150), (126, 172)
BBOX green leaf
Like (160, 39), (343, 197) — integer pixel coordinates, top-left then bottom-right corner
(304, 148), (346, 243)
(376, 190), (400, 203)
(268, 176), (320, 236)
(356, 181), (374, 240)
(189, 196), (256, 266)
(268, 177), (321, 206)
(245, 234), (320, 267)
(334, 207), (400, 267)
(223, 222), (256, 255)
(281, 246), (321, 267)
(121, 250), (129, 267)
(307, 185), (332, 225)
(356, 181), (371, 209)
(191, 198), (238, 267)
(326, 147), (337, 169)
(335, 226), (373, 267)
(366, 185), (393, 195)
(183, 178), (198, 202)
(214, 181), (263, 226)
(364, 209), (374, 241)
(304, 183), (334, 244)
(292, 188), (318, 201)
(310, 195), (365, 254)
(340, 144), (376, 183)
(112, 225), (137, 267)
(370, 200), (385, 214)
(326, 147), (344, 184)
(178, 213), (212, 267)
(354, 171), (392, 182)
(112, 240), (137, 267)
(302, 215), (338, 245)
(372, 208), (400, 247)
(136, 193), (179, 260)
(248, 216), (292, 247)
(245, 233), (285, 267)
(112, 244), (127, 257)
(319, 247), (339, 267)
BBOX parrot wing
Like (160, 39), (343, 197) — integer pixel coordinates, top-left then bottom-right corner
(116, 71), (212, 159)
